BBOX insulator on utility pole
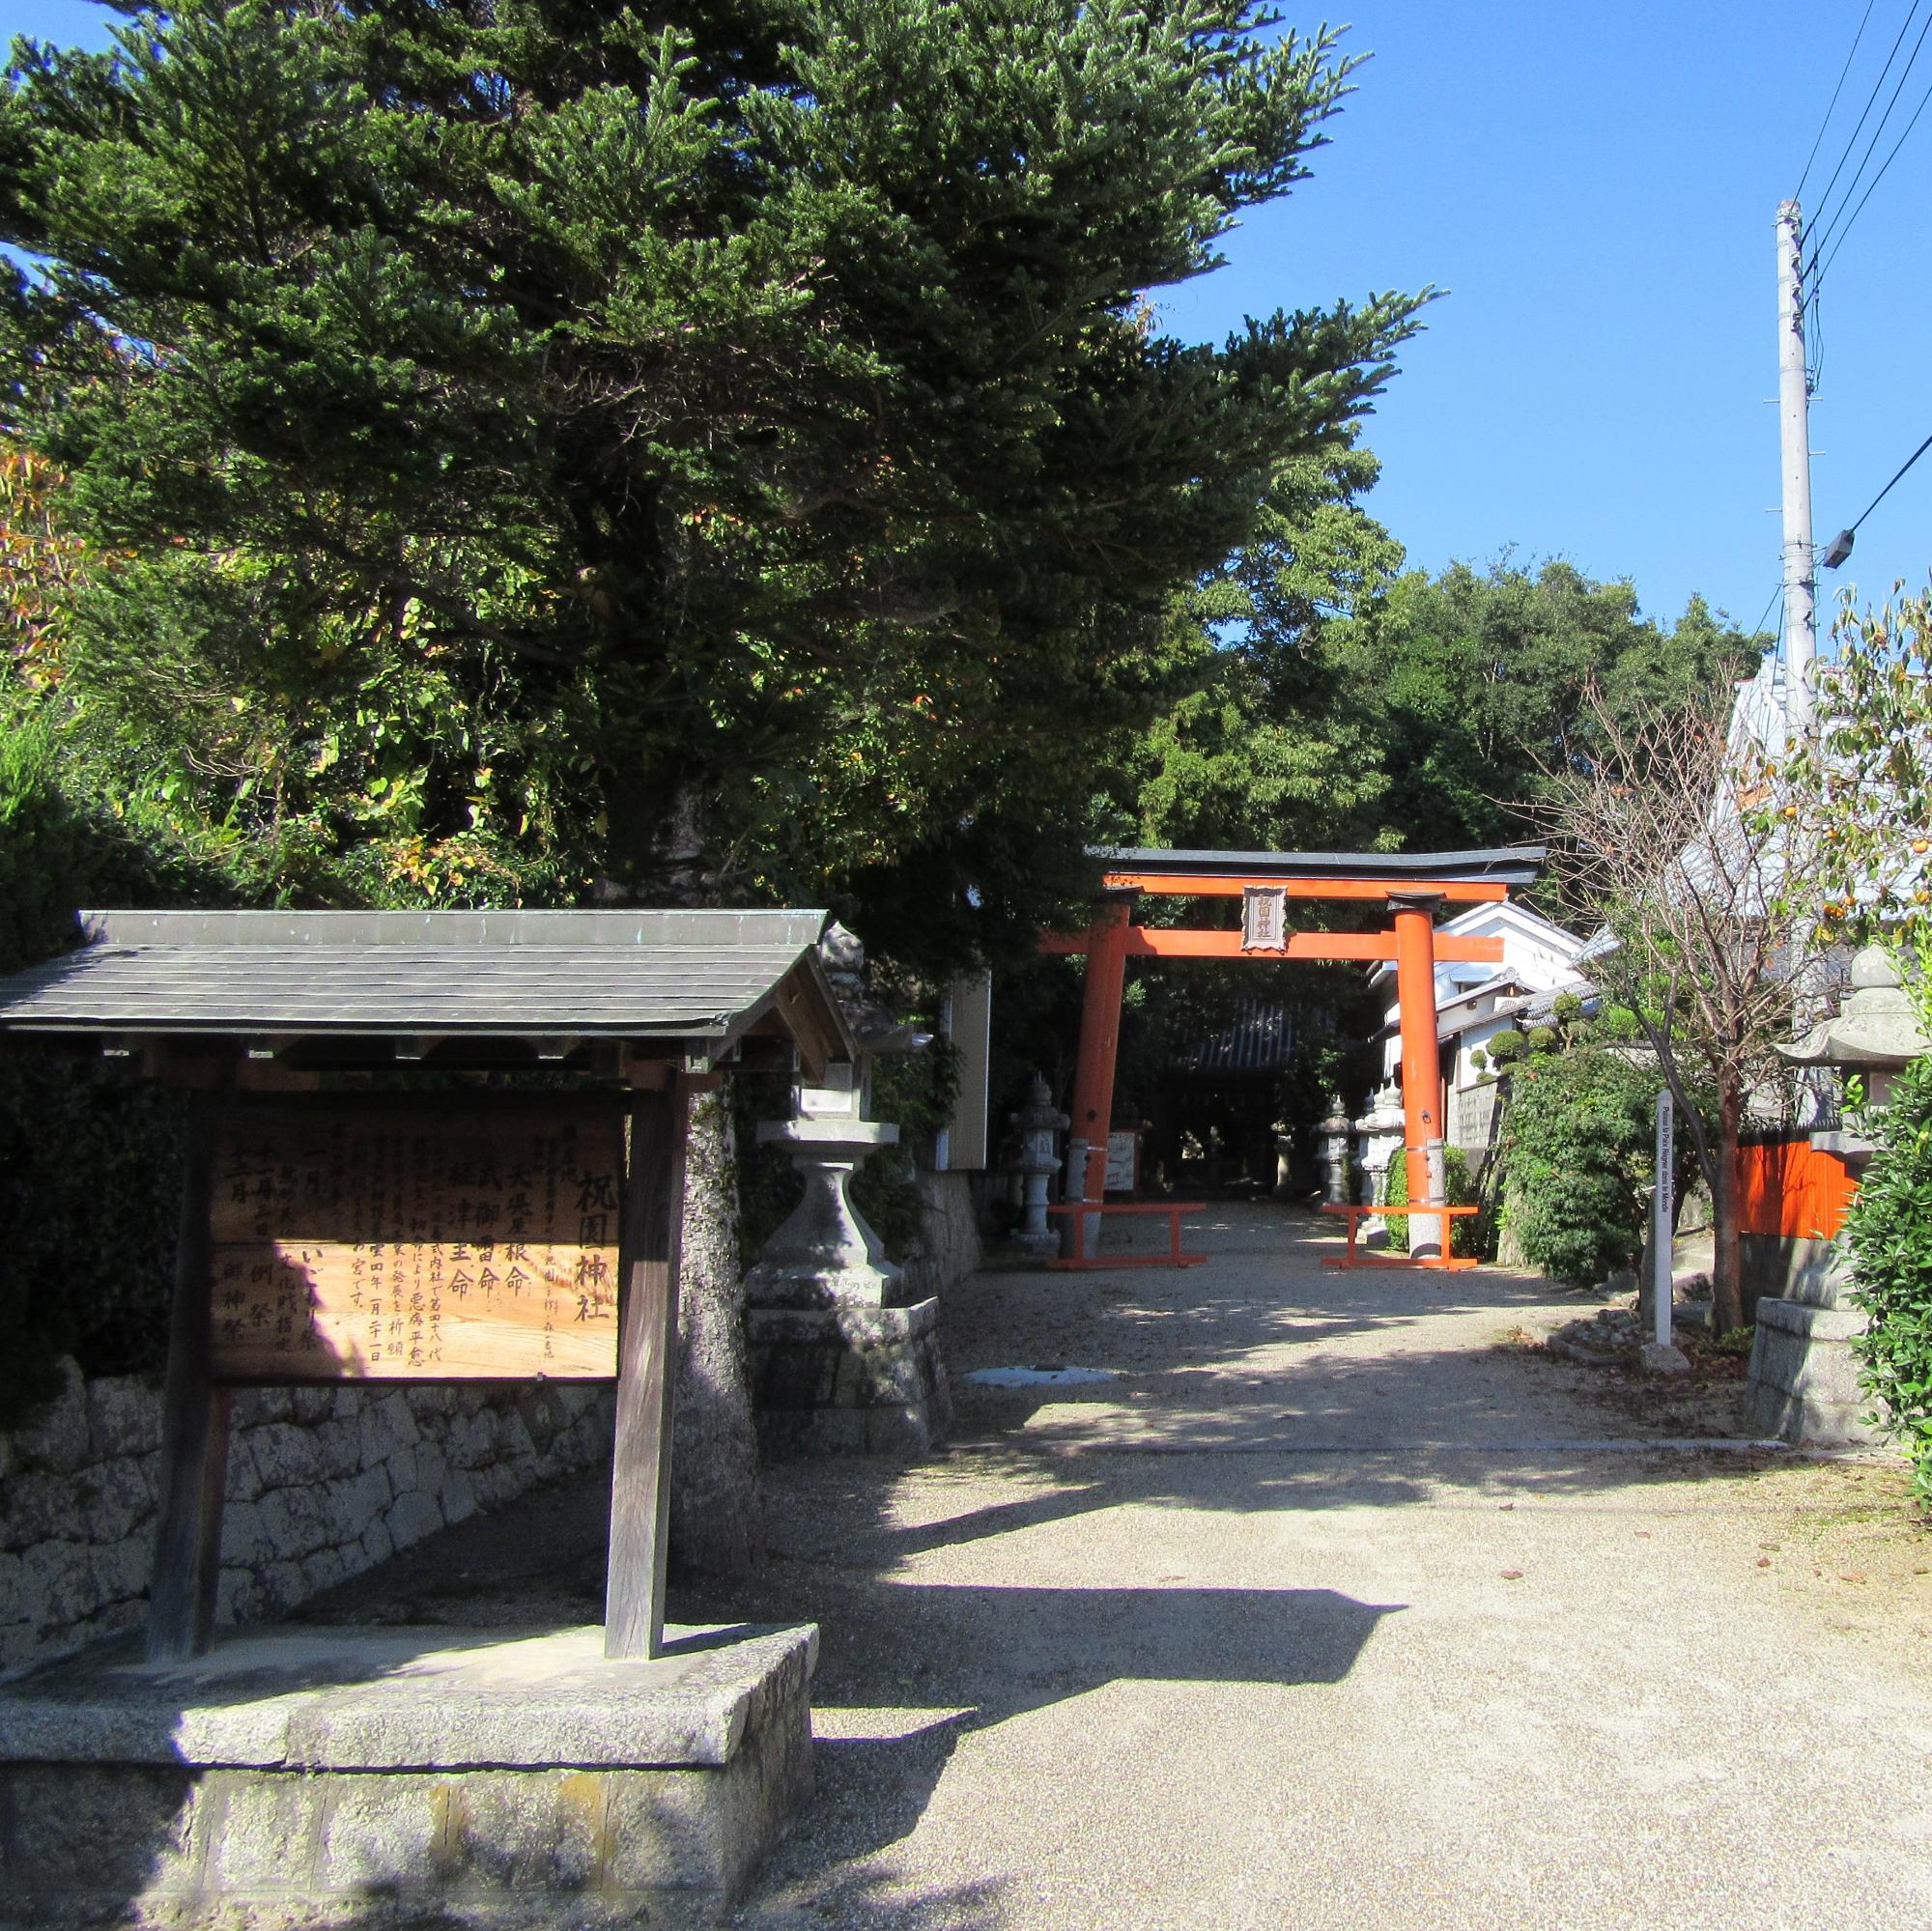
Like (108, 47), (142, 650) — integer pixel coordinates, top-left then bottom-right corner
(1776, 199), (1816, 741)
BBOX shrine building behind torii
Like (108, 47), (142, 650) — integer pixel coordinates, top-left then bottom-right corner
(1041, 846), (1547, 1242)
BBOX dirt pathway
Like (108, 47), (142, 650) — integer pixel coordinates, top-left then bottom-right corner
(316, 1204), (1932, 1930)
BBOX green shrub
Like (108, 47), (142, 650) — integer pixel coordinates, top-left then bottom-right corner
(1497, 1045), (1660, 1289)
(1844, 1054), (1932, 1505)
(1379, 1143), (1480, 1258)
(1487, 1028), (1525, 1067)
(1525, 1024), (1559, 1055)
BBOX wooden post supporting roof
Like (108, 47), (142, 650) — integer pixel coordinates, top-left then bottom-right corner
(606, 1071), (690, 1660)
(147, 1083), (232, 1663)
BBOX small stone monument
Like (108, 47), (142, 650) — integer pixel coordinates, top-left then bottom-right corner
(1009, 1074), (1068, 1259)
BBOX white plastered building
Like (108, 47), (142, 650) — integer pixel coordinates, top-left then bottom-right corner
(1368, 899), (1592, 1157)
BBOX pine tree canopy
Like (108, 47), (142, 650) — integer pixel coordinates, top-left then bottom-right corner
(1, 0), (1424, 955)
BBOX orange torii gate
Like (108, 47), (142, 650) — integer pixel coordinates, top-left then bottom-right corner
(1040, 847), (1547, 1256)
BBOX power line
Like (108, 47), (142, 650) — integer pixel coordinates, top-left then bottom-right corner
(1805, 0), (1926, 246)
(1806, 1), (1932, 281)
(1823, 426), (1932, 570)
(1797, 0), (1879, 199)
(1808, 68), (1932, 290)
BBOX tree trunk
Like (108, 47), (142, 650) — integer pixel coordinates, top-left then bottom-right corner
(1711, 1079), (1744, 1333)
(670, 1082), (766, 1574)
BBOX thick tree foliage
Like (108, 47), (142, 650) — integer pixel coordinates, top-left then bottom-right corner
(1, 0), (1424, 961)
(1121, 512), (1768, 869)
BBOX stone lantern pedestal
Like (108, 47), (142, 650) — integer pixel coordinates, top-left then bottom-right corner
(743, 1067), (952, 1456)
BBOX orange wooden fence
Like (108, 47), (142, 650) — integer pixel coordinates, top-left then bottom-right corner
(1735, 1139), (1857, 1240)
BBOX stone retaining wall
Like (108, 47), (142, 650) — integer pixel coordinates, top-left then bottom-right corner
(0, 1361), (613, 1676)
(896, 1167), (982, 1303)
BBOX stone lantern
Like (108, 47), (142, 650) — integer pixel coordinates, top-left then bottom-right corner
(1317, 1095), (1353, 1207)
(745, 1065), (901, 1309)
(1745, 945), (1929, 1443)
(1776, 944), (1928, 1135)
(1009, 1074), (1069, 1260)
(740, 923), (952, 1453)
(1350, 1079), (1406, 1245)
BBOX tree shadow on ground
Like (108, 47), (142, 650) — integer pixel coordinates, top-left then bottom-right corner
(278, 1199), (1779, 1922)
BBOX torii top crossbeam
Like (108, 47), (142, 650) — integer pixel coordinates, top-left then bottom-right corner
(1041, 845), (1547, 1242)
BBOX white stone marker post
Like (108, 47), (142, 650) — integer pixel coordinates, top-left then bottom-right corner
(1640, 1088), (1689, 1373)
(1653, 1088), (1674, 1349)
(1662, 1089), (1677, 1344)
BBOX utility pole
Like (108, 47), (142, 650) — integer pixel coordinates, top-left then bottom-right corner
(1776, 200), (1828, 1130)
(1776, 199), (1816, 740)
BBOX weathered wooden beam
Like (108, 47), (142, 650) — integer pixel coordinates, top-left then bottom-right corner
(770, 969), (837, 1085)
(146, 1089), (232, 1663)
(604, 1077), (690, 1660)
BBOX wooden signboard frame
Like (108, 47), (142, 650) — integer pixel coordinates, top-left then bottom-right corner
(149, 1073), (698, 1666)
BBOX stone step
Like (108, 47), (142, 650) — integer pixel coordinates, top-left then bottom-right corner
(1755, 1297), (1864, 1344)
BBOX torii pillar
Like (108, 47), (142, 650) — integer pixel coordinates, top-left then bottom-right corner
(1066, 895), (1133, 1231)
(1391, 891), (1448, 1256)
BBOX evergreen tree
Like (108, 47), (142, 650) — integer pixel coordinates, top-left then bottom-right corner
(1, 0), (1426, 959)
(1338, 560), (1765, 853)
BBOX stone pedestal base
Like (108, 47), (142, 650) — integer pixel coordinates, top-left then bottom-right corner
(0, 1622), (815, 1928)
(1742, 1232), (1880, 1446)
(1744, 1298), (1878, 1444)
(746, 1299), (952, 1457)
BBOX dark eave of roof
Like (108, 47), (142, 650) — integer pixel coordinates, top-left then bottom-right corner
(0, 910), (853, 1069)
(1093, 846), (1547, 887)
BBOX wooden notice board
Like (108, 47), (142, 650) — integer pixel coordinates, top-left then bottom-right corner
(207, 1101), (625, 1382)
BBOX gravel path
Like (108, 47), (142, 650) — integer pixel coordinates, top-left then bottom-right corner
(315, 1203), (1932, 1930)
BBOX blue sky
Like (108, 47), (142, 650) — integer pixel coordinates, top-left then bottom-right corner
(7, 0), (1930, 645)
(1157, 1), (1932, 642)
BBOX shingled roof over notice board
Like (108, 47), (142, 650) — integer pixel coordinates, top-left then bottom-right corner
(0, 908), (853, 1076)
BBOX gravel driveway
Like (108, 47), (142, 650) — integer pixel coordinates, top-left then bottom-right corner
(316, 1203), (1932, 1930)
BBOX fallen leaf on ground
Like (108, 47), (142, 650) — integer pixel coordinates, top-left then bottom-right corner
(1500, 1570), (1523, 1580)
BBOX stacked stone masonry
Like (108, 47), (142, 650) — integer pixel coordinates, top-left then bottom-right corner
(895, 1168), (982, 1304)
(0, 1359), (614, 1676)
